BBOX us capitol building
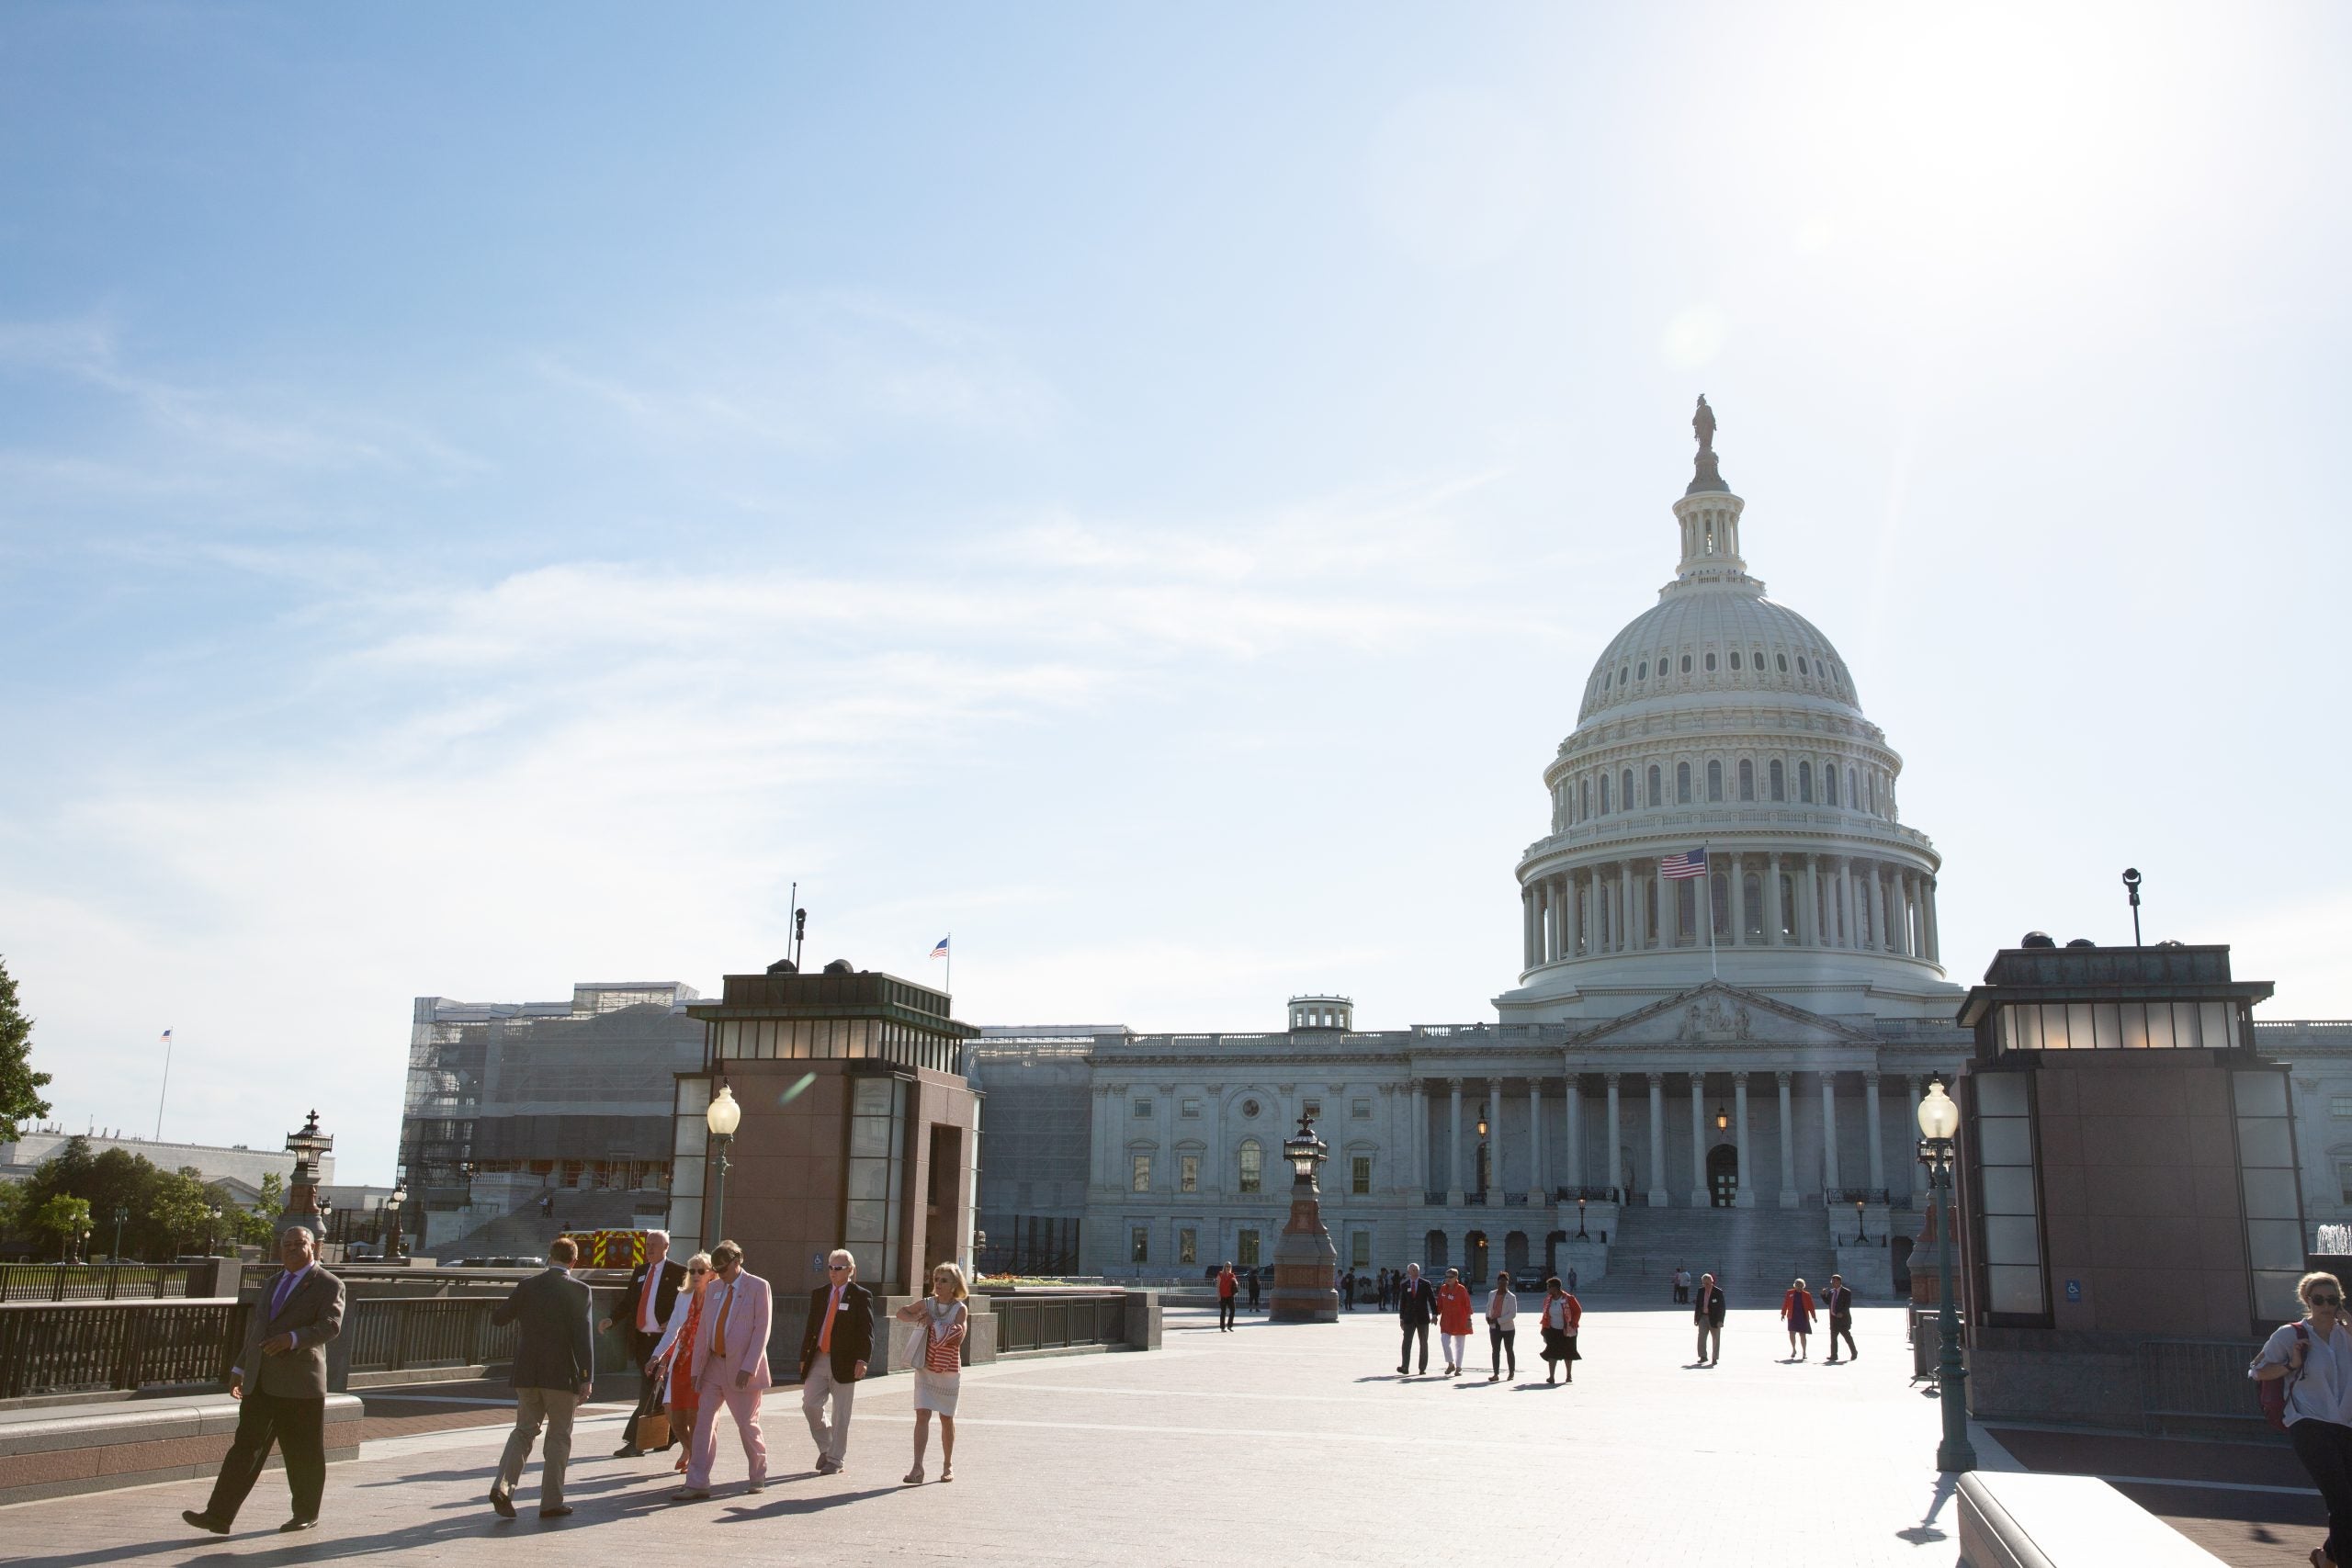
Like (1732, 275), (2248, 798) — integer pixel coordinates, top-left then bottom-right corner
(968, 403), (2352, 1293)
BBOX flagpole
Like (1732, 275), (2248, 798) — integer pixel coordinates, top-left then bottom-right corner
(154, 1032), (174, 1142)
(945, 933), (952, 995)
(1706, 844), (1719, 980)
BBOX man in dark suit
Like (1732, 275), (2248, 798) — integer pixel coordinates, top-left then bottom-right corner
(603, 1229), (686, 1457)
(1693, 1271), (1727, 1366)
(1396, 1261), (1438, 1376)
(1823, 1272), (1857, 1363)
(1246, 1265), (1262, 1311)
(488, 1235), (595, 1519)
(182, 1225), (345, 1536)
(797, 1247), (874, 1474)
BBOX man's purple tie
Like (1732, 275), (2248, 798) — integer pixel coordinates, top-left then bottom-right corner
(273, 1271), (294, 1318)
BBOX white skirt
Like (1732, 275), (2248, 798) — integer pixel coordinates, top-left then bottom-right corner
(911, 1365), (961, 1416)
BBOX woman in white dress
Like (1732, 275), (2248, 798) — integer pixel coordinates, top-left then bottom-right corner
(895, 1262), (969, 1484)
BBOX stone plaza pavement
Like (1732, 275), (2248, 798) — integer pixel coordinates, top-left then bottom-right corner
(2, 1304), (2004, 1566)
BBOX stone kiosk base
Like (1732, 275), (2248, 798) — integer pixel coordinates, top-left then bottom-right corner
(0, 1392), (365, 1506)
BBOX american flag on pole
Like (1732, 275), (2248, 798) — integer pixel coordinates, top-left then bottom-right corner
(160, 1029), (173, 1043)
(930, 937), (949, 959)
(1659, 848), (1709, 879)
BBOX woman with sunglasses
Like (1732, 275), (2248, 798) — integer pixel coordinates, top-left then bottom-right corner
(646, 1253), (718, 1475)
(894, 1262), (969, 1483)
(2252, 1270), (2352, 1568)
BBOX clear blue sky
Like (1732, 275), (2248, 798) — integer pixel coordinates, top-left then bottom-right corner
(4, 5), (2346, 1182)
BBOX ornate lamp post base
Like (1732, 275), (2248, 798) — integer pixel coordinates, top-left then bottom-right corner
(1269, 1115), (1340, 1324)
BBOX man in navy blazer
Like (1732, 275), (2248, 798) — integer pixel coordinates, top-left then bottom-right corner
(1395, 1262), (1439, 1376)
(182, 1226), (345, 1536)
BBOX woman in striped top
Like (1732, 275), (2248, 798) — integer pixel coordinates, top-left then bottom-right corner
(895, 1262), (969, 1484)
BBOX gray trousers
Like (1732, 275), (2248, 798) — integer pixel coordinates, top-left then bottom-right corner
(498, 1388), (580, 1506)
(1696, 1321), (1722, 1363)
(802, 1360), (856, 1463)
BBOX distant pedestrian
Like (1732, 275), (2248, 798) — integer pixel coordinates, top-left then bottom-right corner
(538, 1192), (554, 1219)
(1343, 1269), (1358, 1310)
(894, 1262), (967, 1484)
(1781, 1278), (1816, 1360)
(1485, 1271), (1519, 1382)
(1693, 1272), (1725, 1366)
(179, 1226), (345, 1538)
(1248, 1266), (1262, 1312)
(646, 1251), (717, 1475)
(1436, 1268), (1474, 1377)
(797, 1247), (871, 1477)
(1396, 1262), (1437, 1376)
(1216, 1262), (1238, 1332)
(1378, 1269), (1394, 1311)
(673, 1239), (773, 1500)
(1673, 1265), (1690, 1304)
(2251, 1270), (2352, 1568)
(1823, 1274), (1858, 1363)
(1567, 1266), (1578, 1294)
(1539, 1277), (1581, 1384)
(487, 1235), (594, 1519)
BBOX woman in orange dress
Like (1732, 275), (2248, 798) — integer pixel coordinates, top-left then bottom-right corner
(648, 1252), (715, 1472)
(1781, 1277), (1817, 1361)
(1435, 1267), (1475, 1378)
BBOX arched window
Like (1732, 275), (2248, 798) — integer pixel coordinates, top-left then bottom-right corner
(1636, 660), (1647, 681)
(1824, 765), (1838, 807)
(1621, 769), (1634, 810)
(1797, 655), (1809, 675)
(1729, 650), (1742, 671)
(1710, 871), (1730, 937)
(1580, 777), (1590, 818)
(1680, 654), (1692, 674)
(1743, 873), (1764, 937)
(1738, 759), (1756, 801)
(1707, 760), (1724, 802)
(1798, 761), (1814, 803)
(1777, 652), (1789, 672)
(1704, 651), (1717, 671)
(1646, 765), (1662, 807)
(1847, 767), (1859, 807)
(1599, 773), (1611, 813)
(1779, 874), (1797, 939)
(1869, 773), (1879, 815)
(1677, 761), (1692, 804)
(1238, 1139), (1262, 1194)
(1769, 760), (1785, 801)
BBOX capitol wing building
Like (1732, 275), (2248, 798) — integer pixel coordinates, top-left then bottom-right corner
(968, 411), (2352, 1294)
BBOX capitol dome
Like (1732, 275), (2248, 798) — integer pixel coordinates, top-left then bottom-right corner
(1498, 400), (1960, 1023)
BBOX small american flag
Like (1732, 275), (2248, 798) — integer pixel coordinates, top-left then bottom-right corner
(930, 937), (949, 959)
(160, 1029), (173, 1043)
(1659, 849), (1709, 880)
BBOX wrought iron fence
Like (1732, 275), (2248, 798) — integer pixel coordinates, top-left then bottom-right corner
(2139, 1337), (2267, 1429)
(990, 1292), (1128, 1355)
(0, 1263), (203, 1303)
(0, 1299), (246, 1399)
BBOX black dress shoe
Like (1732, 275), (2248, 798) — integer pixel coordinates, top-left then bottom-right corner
(182, 1510), (230, 1535)
(539, 1506), (573, 1519)
(490, 1485), (515, 1519)
(613, 1443), (644, 1458)
(278, 1518), (318, 1534)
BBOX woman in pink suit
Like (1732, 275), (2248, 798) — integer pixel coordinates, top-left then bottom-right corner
(672, 1239), (772, 1501)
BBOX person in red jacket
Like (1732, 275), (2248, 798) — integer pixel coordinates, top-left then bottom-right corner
(1215, 1263), (1238, 1333)
(1780, 1277), (1817, 1361)
(1435, 1268), (1475, 1378)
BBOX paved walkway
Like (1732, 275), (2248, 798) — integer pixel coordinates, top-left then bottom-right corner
(0, 1306), (2033, 1565)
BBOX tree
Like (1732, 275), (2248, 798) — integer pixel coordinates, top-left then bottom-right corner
(0, 956), (51, 1142)
(35, 1194), (91, 1261)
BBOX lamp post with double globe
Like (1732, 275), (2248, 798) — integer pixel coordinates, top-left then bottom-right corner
(705, 1082), (742, 1243)
(1917, 1080), (1976, 1472)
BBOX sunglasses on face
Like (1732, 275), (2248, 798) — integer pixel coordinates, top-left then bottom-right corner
(689, 1267), (711, 1276)
(2313, 1294), (2342, 1306)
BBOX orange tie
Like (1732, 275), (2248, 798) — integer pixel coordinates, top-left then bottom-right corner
(818, 1286), (840, 1352)
(712, 1281), (733, 1359)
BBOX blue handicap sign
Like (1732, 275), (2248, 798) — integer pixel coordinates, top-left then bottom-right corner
(2064, 1279), (2082, 1303)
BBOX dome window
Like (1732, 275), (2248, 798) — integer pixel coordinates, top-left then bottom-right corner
(1824, 766), (1838, 807)
(1637, 661), (1647, 680)
(1679, 654), (1692, 674)
(1621, 768), (1634, 809)
(1776, 653), (1789, 672)
(1647, 765), (1662, 807)
(1621, 665), (1631, 687)
(1707, 760), (1724, 802)
(1738, 759), (1756, 801)
(1797, 656), (1809, 675)
(1704, 652), (1717, 672)
(1599, 773), (1611, 813)
(1677, 761), (1692, 804)
(1729, 651), (1742, 671)
(1798, 761), (1815, 803)
(1769, 760), (1786, 802)
(1603, 671), (1611, 689)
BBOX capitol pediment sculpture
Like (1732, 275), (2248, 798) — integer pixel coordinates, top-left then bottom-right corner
(1685, 996), (1751, 1042)
(1565, 982), (1873, 1051)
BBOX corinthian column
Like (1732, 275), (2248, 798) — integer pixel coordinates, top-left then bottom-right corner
(1733, 1072), (1754, 1208)
(1689, 1072), (1708, 1206)
(1645, 1073), (1668, 1207)
(1767, 851), (1785, 944)
(1819, 1071), (1841, 1196)
(1528, 1079), (1546, 1204)
(1605, 1073), (1623, 1201)
(1447, 1078), (1464, 1205)
(1564, 1067), (1583, 1189)
(1776, 1070), (1798, 1209)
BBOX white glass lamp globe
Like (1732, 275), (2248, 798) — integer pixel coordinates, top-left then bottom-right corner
(706, 1081), (742, 1137)
(1917, 1080), (1961, 1141)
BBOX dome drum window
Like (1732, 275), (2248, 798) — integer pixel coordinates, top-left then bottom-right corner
(1707, 760), (1724, 802)
(1704, 652), (1717, 671)
(1637, 660), (1647, 680)
(1729, 651), (1742, 671)
(1737, 759), (1756, 802)
(1676, 761), (1692, 804)
(1679, 654), (1692, 673)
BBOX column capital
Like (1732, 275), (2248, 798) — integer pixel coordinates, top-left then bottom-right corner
(1647, 1071), (1666, 1089)
(1862, 1069), (1880, 1088)
(1446, 1077), (1464, 1091)
(1775, 1070), (1792, 1088)
(1732, 1070), (1748, 1087)
(1604, 1070), (1623, 1087)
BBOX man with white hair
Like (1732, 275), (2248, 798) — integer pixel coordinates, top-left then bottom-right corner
(181, 1225), (345, 1536)
(797, 1247), (875, 1473)
(604, 1229), (686, 1458)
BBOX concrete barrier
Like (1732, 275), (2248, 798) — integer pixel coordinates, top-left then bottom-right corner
(0, 1392), (364, 1506)
(1957, 1471), (2225, 1567)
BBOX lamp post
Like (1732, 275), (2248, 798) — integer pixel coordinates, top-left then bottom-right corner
(2122, 867), (2144, 947)
(111, 1205), (130, 1262)
(205, 1204), (221, 1257)
(1917, 1080), (1976, 1472)
(1577, 1196), (1588, 1239)
(705, 1081), (742, 1244)
(1855, 1197), (1867, 1246)
(385, 1182), (408, 1259)
(1475, 1105), (1490, 1199)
